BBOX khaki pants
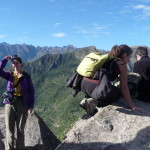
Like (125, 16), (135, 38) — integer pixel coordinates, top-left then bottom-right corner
(5, 97), (28, 150)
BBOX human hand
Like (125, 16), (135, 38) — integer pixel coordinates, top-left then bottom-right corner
(28, 108), (34, 115)
(5, 56), (12, 60)
(132, 106), (147, 113)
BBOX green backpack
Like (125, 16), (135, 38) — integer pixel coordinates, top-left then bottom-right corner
(77, 52), (113, 78)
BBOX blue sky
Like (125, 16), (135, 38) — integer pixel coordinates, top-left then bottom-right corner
(0, 0), (150, 50)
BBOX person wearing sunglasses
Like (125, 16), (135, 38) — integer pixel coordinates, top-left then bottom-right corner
(0, 55), (35, 150)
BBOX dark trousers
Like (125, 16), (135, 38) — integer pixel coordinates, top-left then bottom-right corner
(81, 77), (121, 108)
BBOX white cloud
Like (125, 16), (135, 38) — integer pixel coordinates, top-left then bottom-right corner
(54, 22), (62, 27)
(0, 34), (6, 39)
(133, 4), (150, 19)
(75, 23), (108, 38)
(52, 33), (66, 37)
(120, 6), (133, 14)
(133, 4), (150, 10)
(138, 0), (150, 3)
(104, 12), (113, 15)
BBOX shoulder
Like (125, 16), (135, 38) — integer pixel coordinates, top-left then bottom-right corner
(116, 59), (126, 66)
(133, 61), (139, 69)
(22, 71), (31, 79)
(116, 60), (127, 73)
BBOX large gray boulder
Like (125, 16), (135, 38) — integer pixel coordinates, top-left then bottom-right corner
(0, 108), (60, 150)
(56, 98), (150, 150)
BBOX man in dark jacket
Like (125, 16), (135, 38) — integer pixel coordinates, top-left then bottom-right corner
(133, 46), (150, 102)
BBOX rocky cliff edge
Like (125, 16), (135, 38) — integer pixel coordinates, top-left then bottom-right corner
(0, 108), (60, 150)
(56, 98), (150, 150)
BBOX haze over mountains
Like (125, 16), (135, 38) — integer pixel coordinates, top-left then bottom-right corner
(0, 42), (107, 62)
(0, 45), (101, 140)
(0, 42), (78, 61)
(0, 42), (150, 141)
(0, 42), (149, 62)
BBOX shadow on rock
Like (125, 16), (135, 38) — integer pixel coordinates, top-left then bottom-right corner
(56, 126), (150, 150)
(30, 113), (61, 150)
(0, 130), (5, 150)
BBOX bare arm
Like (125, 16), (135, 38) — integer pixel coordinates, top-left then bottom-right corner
(118, 61), (146, 112)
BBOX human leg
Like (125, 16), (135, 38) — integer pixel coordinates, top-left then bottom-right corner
(5, 104), (16, 150)
(80, 78), (98, 115)
(14, 98), (28, 150)
(97, 85), (121, 107)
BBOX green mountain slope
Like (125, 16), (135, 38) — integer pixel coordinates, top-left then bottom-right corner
(23, 53), (85, 140)
(1, 46), (149, 141)
(0, 46), (98, 141)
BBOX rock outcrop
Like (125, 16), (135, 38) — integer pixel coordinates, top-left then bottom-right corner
(56, 98), (150, 150)
(0, 108), (60, 150)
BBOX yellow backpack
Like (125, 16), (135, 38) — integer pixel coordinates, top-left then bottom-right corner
(77, 52), (113, 78)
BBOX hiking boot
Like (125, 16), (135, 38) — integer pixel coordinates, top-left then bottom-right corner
(80, 98), (86, 109)
(80, 98), (98, 116)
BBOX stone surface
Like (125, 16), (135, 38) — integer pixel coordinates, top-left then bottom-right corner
(56, 98), (150, 150)
(0, 107), (60, 150)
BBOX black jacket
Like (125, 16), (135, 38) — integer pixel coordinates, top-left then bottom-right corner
(133, 56), (150, 102)
(66, 72), (83, 97)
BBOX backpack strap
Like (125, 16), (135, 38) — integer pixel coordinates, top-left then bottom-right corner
(109, 58), (121, 75)
(13, 76), (23, 88)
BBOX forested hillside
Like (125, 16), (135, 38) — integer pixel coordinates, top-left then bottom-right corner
(0, 46), (98, 140)
(0, 46), (149, 141)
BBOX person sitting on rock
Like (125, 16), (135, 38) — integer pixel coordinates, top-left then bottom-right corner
(80, 45), (146, 116)
(133, 46), (150, 102)
(0, 55), (35, 150)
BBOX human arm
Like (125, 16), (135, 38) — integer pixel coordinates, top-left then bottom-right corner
(0, 56), (13, 81)
(27, 78), (35, 115)
(118, 61), (146, 112)
(24, 72), (35, 113)
(0, 56), (10, 70)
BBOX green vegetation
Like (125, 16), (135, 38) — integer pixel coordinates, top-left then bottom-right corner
(0, 48), (138, 141)
(0, 47), (99, 141)
(23, 53), (85, 141)
(0, 47), (146, 141)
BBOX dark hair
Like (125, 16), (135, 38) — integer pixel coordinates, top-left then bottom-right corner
(109, 45), (133, 59)
(11, 55), (22, 64)
(135, 46), (148, 57)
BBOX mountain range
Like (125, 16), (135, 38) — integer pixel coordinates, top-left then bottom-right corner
(0, 43), (150, 141)
(0, 42), (78, 61)
(0, 46), (101, 140)
(0, 42), (107, 62)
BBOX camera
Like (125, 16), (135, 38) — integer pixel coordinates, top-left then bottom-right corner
(2, 90), (15, 104)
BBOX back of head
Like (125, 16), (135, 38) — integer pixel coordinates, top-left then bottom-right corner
(135, 46), (148, 57)
(109, 44), (133, 59)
